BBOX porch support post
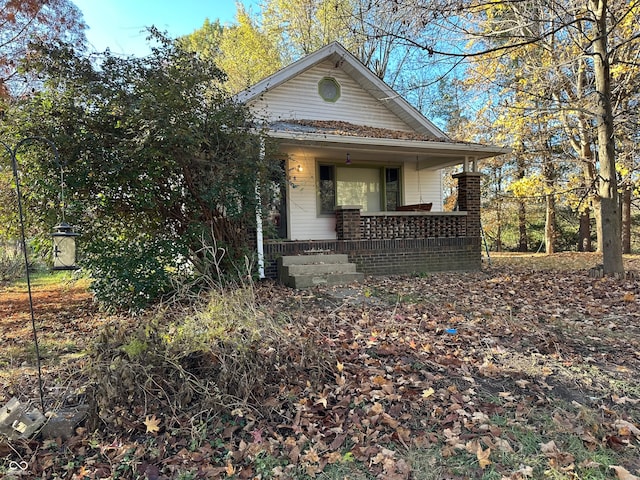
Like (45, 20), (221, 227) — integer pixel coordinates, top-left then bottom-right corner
(255, 140), (266, 279)
(335, 205), (362, 240)
(452, 171), (482, 238)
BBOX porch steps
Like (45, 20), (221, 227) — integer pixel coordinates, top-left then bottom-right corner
(278, 254), (364, 288)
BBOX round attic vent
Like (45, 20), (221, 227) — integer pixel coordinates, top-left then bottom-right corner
(318, 77), (340, 102)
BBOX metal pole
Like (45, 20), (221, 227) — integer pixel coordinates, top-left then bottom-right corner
(1, 137), (61, 412)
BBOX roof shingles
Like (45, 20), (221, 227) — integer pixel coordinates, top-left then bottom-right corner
(269, 119), (443, 142)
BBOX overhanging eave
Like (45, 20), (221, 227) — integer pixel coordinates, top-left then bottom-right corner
(267, 130), (511, 170)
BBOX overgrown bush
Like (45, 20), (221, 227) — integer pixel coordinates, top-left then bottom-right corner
(84, 236), (192, 312)
(9, 32), (282, 312)
(86, 283), (335, 433)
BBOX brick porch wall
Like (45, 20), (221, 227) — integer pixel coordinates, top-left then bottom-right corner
(262, 237), (481, 279)
(261, 171), (483, 280)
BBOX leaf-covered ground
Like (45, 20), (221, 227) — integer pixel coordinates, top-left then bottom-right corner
(1, 253), (640, 479)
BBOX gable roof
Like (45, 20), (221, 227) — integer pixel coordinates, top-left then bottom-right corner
(234, 42), (447, 140)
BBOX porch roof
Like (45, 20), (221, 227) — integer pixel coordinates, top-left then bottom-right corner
(267, 127), (510, 170)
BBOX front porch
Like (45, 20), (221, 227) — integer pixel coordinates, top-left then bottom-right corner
(262, 172), (482, 280)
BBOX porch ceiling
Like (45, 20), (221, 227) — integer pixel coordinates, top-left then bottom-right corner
(268, 130), (511, 170)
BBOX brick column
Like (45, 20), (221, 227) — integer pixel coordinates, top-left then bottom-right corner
(335, 205), (362, 240)
(453, 172), (482, 238)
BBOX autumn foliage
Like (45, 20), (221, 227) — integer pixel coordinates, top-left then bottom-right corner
(0, 0), (85, 97)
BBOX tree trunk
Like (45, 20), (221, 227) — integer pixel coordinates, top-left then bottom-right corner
(545, 193), (557, 254)
(495, 196), (504, 252)
(517, 162), (528, 252)
(544, 161), (557, 254)
(518, 200), (528, 252)
(578, 208), (592, 252)
(592, 196), (603, 252)
(590, 0), (624, 274)
(622, 186), (631, 254)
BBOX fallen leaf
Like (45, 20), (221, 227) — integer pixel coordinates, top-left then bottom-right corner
(517, 465), (534, 477)
(302, 448), (320, 463)
(476, 444), (492, 469)
(422, 387), (435, 399)
(325, 451), (342, 464)
(143, 415), (161, 434)
(611, 465), (640, 480)
(539, 440), (557, 454)
(614, 419), (640, 437)
(373, 375), (388, 386)
(76, 466), (89, 477)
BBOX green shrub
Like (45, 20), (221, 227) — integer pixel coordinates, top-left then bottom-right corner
(84, 236), (191, 312)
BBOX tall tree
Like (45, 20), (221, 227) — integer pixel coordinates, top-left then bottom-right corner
(178, 18), (223, 62)
(0, 0), (85, 97)
(217, 7), (282, 93)
(380, 0), (636, 274)
(182, 7), (282, 94)
(259, 0), (424, 86)
(589, 0), (623, 273)
(261, 0), (357, 59)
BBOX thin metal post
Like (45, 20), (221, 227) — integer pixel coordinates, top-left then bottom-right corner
(1, 137), (61, 412)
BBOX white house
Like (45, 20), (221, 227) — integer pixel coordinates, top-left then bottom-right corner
(235, 42), (508, 282)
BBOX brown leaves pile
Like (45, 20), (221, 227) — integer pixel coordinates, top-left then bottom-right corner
(2, 258), (640, 478)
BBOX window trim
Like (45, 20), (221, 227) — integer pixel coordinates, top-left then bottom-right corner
(316, 161), (403, 216)
(318, 77), (341, 103)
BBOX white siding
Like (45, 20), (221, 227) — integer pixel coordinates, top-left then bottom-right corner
(284, 156), (443, 241)
(402, 160), (443, 211)
(249, 58), (445, 241)
(249, 60), (413, 132)
(286, 156), (336, 240)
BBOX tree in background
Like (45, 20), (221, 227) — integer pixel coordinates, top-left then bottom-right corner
(262, 0), (356, 60)
(7, 31), (280, 310)
(178, 18), (224, 63)
(0, 0), (86, 276)
(0, 0), (85, 97)
(180, 7), (282, 94)
(375, 0), (638, 275)
(217, 6), (283, 93)
(183, 0), (431, 96)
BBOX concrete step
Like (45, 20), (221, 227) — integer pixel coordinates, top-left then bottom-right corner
(283, 262), (357, 276)
(279, 254), (349, 266)
(286, 272), (364, 289)
(277, 254), (363, 288)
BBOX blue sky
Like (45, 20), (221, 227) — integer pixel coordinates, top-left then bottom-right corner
(73, 1), (258, 57)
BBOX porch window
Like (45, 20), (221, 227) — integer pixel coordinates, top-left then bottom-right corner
(318, 164), (401, 214)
